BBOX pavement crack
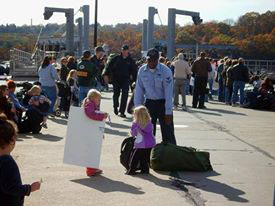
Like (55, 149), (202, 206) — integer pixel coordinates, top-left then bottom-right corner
(170, 171), (207, 206)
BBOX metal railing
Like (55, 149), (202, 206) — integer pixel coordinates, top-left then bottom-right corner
(244, 60), (275, 73)
(182, 52), (275, 72)
(10, 48), (45, 76)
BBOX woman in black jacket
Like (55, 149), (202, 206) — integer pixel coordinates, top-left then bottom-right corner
(60, 57), (69, 82)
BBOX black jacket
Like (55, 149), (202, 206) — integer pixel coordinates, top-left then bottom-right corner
(231, 63), (249, 83)
(67, 61), (77, 70)
(90, 55), (105, 76)
(90, 55), (101, 68)
(60, 64), (69, 82)
(0, 155), (31, 206)
(104, 54), (137, 83)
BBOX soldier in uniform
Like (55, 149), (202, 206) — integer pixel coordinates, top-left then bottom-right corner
(77, 50), (99, 104)
(134, 48), (176, 145)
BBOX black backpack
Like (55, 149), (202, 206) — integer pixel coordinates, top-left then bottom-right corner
(120, 137), (135, 170)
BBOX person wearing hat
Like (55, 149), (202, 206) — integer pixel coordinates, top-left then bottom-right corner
(191, 52), (212, 109)
(103, 45), (137, 118)
(77, 50), (100, 104)
(134, 48), (176, 145)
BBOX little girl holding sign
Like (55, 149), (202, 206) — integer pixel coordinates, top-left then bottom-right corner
(127, 106), (156, 175)
(83, 89), (108, 176)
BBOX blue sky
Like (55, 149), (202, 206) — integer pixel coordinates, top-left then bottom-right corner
(0, 0), (274, 26)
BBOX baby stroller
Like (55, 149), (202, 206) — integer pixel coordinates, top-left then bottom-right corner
(56, 81), (71, 118)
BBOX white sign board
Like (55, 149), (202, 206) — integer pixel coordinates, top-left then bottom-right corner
(63, 106), (105, 168)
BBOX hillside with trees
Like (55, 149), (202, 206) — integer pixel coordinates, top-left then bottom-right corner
(0, 11), (274, 60)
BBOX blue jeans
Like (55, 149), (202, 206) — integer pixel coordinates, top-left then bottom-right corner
(42, 86), (57, 114)
(208, 79), (214, 99)
(185, 80), (190, 95)
(225, 86), (233, 104)
(232, 81), (245, 105)
(79, 86), (94, 105)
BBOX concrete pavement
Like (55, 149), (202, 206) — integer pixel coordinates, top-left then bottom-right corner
(13, 92), (275, 206)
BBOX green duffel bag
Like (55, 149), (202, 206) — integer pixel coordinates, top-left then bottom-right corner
(150, 143), (213, 172)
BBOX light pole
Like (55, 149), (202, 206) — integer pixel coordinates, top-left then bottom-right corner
(94, 0), (98, 48)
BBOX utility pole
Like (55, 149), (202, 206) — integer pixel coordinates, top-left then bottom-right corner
(94, 0), (98, 48)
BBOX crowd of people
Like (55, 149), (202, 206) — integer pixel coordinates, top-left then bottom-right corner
(0, 45), (274, 136)
(215, 57), (275, 110)
(0, 44), (274, 137)
(0, 44), (274, 205)
(151, 51), (275, 111)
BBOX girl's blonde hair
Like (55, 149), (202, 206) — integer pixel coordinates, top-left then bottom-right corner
(133, 106), (151, 129)
(67, 69), (77, 82)
(28, 85), (41, 96)
(82, 89), (101, 106)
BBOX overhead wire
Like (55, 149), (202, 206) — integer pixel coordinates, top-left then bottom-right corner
(31, 26), (43, 57)
(157, 12), (163, 26)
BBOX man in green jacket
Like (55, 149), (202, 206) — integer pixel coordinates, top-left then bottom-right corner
(77, 50), (99, 104)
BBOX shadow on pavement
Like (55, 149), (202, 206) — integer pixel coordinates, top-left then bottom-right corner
(17, 134), (32, 140)
(179, 171), (249, 203)
(49, 118), (68, 125)
(207, 100), (226, 105)
(17, 133), (63, 142)
(101, 96), (112, 100)
(16, 138), (24, 142)
(189, 108), (246, 116)
(106, 122), (131, 129)
(32, 134), (63, 142)
(136, 173), (181, 192)
(188, 109), (222, 116)
(104, 128), (129, 137)
(123, 118), (133, 122)
(71, 176), (145, 194)
(206, 108), (247, 116)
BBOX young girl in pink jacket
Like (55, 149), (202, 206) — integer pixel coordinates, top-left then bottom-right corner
(83, 89), (108, 176)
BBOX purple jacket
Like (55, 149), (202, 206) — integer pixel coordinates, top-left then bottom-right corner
(131, 121), (156, 149)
